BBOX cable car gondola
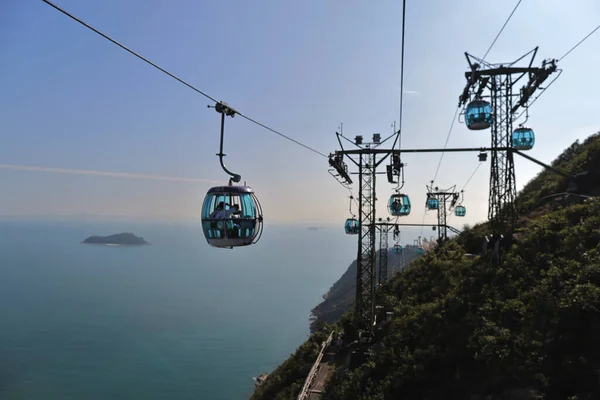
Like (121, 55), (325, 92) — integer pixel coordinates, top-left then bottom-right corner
(393, 244), (403, 255)
(426, 196), (439, 210)
(511, 126), (535, 150)
(465, 99), (493, 130)
(388, 193), (411, 216)
(345, 195), (360, 235)
(455, 205), (466, 217)
(201, 102), (264, 249)
(345, 218), (360, 235)
(416, 247), (425, 255)
(202, 184), (263, 248)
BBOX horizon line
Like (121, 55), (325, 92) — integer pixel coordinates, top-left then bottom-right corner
(0, 214), (345, 225)
(0, 164), (221, 184)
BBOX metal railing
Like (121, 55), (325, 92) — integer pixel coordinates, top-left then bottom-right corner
(297, 331), (334, 400)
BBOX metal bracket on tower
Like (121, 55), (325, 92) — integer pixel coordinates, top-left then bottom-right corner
(386, 154), (404, 184)
(328, 152), (353, 186)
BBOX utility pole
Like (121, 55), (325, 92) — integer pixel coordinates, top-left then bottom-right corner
(425, 183), (460, 242)
(458, 47), (558, 235)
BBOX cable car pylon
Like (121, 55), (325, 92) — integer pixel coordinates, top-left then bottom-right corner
(425, 182), (461, 242)
(458, 47), (560, 244)
(376, 217), (394, 287)
(329, 131), (401, 335)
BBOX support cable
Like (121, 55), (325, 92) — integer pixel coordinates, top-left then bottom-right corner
(41, 0), (328, 159)
(433, 0), (524, 184)
(426, 106), (458, 236)
(431, 107), (460, 184)
(346, 187), (359, 211)
(461, 163), (482, 191)
(397, 0), (407, 148)
(482, 0), (524, 61)
(419, 210), (428, 238)
(427, 0), (524, 234)
(514, 24), (600, 119)
(432, 0), (524, 186)
(559, 23), (600, 61)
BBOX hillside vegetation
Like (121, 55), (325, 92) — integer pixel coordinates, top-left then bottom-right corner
(517, 132), (600, 212)
(250, 329), (331, 400)
(310, 247), (423, 331)
(251, 132), (600, 400)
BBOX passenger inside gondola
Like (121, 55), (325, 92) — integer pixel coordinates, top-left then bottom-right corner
(227, 204), (241, 218)
(391, 199), (401, 214)
(210, 201), (225, 218)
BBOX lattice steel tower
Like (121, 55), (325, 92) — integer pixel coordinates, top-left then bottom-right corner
(458, 47), (558, 233)
(376, 219), (394, 287)
(357, 151), (376, 329)
(328, 132), (400, 332)
(425, 183), (460, 242)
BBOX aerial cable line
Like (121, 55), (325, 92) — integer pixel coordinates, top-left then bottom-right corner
(482, 0), (524, 61)
(430, 0), (524, 186)
(41, 0), (328, 159)
(419, 209), (427, 238)
(236, 114), (327, 158)
(425, 0), (523, 232)
(457, 8), (596, 192)
(558, 23), (600, 61)
(347, 187), (359, 210)
(431, 106), (460, 184)
(424, 17), (596, 236)
(397, 0), (407, 149)
(423, 106), (458, 238)
(514, 23), (600, 115)
(461, 163), (482, 192)
(349, 187), (359, 206)
(40, 0), (218, 103)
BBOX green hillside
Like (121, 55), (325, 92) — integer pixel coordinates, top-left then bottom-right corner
(310, 247), (423, 332)
(250, 328), (332, 400)
(251, 132), (600, 400)
(517, 132), (600, 213)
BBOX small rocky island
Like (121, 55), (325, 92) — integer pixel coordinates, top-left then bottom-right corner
(82, 232), (149, 246)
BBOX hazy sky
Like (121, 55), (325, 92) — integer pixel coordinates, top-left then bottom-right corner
(1, 0), (599, 227)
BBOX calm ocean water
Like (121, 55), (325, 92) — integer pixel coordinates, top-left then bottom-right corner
(0, 219), (359, 400)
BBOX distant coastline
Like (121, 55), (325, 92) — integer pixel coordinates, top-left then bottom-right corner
(83, 243), (127, 247)
(82, 232), (149, 246)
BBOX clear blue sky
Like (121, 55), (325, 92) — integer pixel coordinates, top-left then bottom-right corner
(1, 0), (599, 226)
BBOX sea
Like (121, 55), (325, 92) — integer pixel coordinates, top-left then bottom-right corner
(0, 218), (429, 399)
(0, 218), (360, 400)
